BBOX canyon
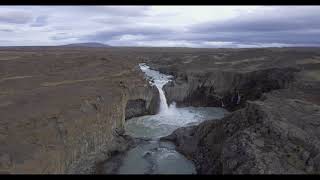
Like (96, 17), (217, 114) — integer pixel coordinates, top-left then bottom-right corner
(0, 47), (320, 174)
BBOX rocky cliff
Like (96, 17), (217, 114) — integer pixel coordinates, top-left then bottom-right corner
(124, 68), (159, 120)
(163, 67), (298, 111)
(162, 87), (320, 173)
(161, 63), (320, 174)
(0, 48), (159, 174)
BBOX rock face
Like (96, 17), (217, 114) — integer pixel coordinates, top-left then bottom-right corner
(125, 82), (159, 120)
(161, 68), (320, 174)
(152, 48), (320, 174)
(125, 99), (149, 120)
(163, 67), (298, 111)
(162, 92), (320, 173)
(0, 48), (159, 174)
(69, 77), (160, 173)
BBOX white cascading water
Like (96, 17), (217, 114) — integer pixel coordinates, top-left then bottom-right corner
(139, 63), (172, 113)
(236, 91), (241, 104)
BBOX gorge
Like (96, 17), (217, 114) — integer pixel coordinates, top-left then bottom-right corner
(97, 63), (228, 174)
(1, 47), (320, 174)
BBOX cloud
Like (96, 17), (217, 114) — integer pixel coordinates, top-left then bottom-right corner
(92, 16), (132, 25)
(0, 11), (33, 24)
(2, 6), (320, 47)
(78, 6), (320, 47)
(31, 15), (49, 27)
(85, 6), (151, 17)
(192, 13), (320, 32)
(165, 31), (320, 45)
(50, 32), (78, 40)
(186, 6), (320, 45)
(80, 25), (176, 42)
(0, 28), (14, 32)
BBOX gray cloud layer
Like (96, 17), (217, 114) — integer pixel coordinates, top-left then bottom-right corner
(31, 15), (49, 27)
(1, 6), (320, 47)
(187, 7), (320, 45)
(0, 11), (33, 24)
(80, 26), (175, 42)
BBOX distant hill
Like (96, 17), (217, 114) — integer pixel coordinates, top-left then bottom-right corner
(60, 42), (111, 48)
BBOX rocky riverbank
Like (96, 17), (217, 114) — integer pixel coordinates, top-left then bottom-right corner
(162, 84), (320, 173)
(159, 49), (320, 174)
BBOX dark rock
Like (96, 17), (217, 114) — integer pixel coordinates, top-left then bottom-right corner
(125, 84), (160, 120)
(163, 87), (320, 174)
(163, 67), (299, 111)
(125, 99), (147, 120)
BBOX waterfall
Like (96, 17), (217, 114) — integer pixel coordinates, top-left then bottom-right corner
(139, 63), (173, 114)
(236, 91), (241, 104)
(109, 63), (229, 175)
(158, 86), (169, 112)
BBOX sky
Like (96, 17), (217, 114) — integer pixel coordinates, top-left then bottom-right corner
(0, 6), (320, 48)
